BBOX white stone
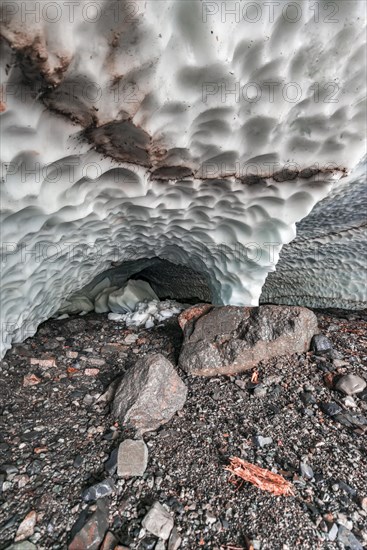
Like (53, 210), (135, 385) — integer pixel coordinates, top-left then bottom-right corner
(142, 502), (174, 540)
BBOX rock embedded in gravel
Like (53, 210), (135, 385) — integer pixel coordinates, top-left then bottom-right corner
(337, 525), (363, 550)
(253, 435), (273, 448)
(335, 374), (366, 396)
(311, 334), (333, 354)
(168, 526), (182, 549)
(320, 401), (343, 416)
(117, 439), (148, 477)
(300, 462), (314, 480)
(113, 354), (187, 434)
(69, 499), (109, 550)
(178, 305), (318, 376)
(82, 478), (114, 502)
(6, 543), (37, 550)
(142, 502), (174, 540)
(15, 510), (37, 542)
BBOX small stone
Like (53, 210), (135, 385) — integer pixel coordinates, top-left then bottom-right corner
(311, 334), (333, 354)
(23, 374), (41, 387)
(300, 392), (316, 406)
(123, 334), (138, 345)
(155, 541), (166, 550)
(335, 374), (366, 396)
(30, 357), (56, 368)
(66, 350), (78, 359)
(344, 396), (357, 408)
(300, 462), (314, 480)
(100, 531), (118, 550)
(168, 526), (182, 550)
(320, 402), (343, 416)
(85, 368), (100, 377)
(337, 525), (363, 550)
(82, 479), (114, 502)
(0, 464), (19, 476)
(142, 502), (174, 540)
(69, 499), (109, 550)
(15, 510), (37, 541)
(88, 358), (105, 367)
(104, 448), (118, 475)
(253, 435), (273, 448)
(5, 543), (37, 550)
(328, 524), (338, 541)
(113, 354), (187, 434)
(117, 439), (148, 477)
(253, 385), (267, 397)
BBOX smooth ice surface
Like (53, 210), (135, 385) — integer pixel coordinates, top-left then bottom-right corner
(0, 0), (366, 356)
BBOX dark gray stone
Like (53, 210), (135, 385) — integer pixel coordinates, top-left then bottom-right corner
(82, 478), (114, 502)
(104, 448), (118, 475)
(311, 334), (333, 354)
(113, 354), (187, 434)
(320, 402), (343, 416)
(178, 305), (318, 376)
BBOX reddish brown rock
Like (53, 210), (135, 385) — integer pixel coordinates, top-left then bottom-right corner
(69, 500), (108, 550)
(112, 354), (187, 434)
(178, 303), (213, 331)
(178, 305), (318, 376)
(15, 510), (37, 541)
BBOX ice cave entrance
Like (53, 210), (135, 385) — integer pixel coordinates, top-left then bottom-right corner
(58, 257), (212, 328)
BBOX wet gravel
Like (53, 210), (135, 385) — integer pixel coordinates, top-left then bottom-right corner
(0, 308), (366, 549)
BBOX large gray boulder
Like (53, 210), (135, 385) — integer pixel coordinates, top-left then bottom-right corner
(178, 305), (318, 376)
(113, 354), (187, 434)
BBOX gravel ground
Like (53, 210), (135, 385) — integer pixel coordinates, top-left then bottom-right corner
(0, 308), (366, 549)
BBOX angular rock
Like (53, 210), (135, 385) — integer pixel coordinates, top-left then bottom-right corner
(113, 354), (187, 434)
(142, 502), (174, 540)
(168, 527), (182, 550)
(69, 499), (109, 550)
(179, 305), (318, 376)
(15, 511), (37, 542)
(253, 435), (273, 448)
(82, 478), (114, 502)
(335, 374), (366, 396)
(320, 402), (343, 417)
(337, 525), (363, 550)
(100, 531), (118, 550)
(300, 462), (314, 480)
(6, 543), (37, 550)
(117, 439), (148, 477)
(311, 333), (333, 354)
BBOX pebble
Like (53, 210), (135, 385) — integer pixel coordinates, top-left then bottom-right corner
(82, 478), (115, 501)
(117, 439), (148, 478)
(142, 502), (174, 540)
(328, 523), (338, 541)
(337, 525), (363, 550)
(15, 510), (37, 541)
(311, 334), (333, 353)
(253, 435), (273, 448)
(335, 374), (366, 396)
(320, 402), (342, 416)
(168, 526), (182, 549)
(104, 448), (118, 475)
(300, 462), (314, 480)
(253, 385), (267, 397)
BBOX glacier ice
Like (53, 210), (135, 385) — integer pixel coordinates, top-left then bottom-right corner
(0, 0), (366, 357)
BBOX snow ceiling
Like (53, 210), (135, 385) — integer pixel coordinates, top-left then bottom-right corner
(0, 0), (366, 356)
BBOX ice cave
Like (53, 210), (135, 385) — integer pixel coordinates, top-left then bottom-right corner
(0, 0), (366, 357)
